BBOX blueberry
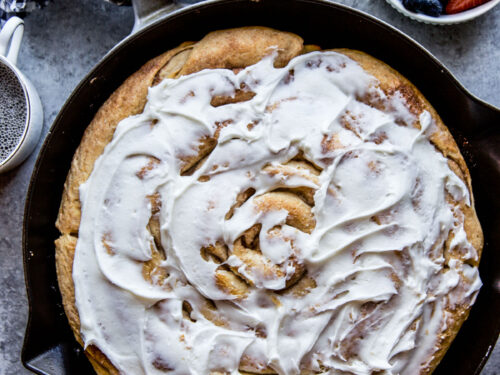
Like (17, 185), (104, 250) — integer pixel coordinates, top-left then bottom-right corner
(402, 0), (445, 16)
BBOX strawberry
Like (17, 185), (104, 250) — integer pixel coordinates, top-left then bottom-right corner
(445, 0), (490, 14)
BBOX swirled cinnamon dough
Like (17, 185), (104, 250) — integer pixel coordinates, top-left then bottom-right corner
(55, 27), (483, 375)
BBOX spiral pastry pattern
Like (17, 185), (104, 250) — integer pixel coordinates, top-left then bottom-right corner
(55, 28), (483, 375)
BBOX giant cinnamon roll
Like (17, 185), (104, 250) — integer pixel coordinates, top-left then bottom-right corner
(55, 27), (483, 375)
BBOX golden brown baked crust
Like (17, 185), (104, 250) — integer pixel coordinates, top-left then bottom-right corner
(55, 26), (483, 375)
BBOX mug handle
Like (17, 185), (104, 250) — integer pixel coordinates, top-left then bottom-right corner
(0, 16), (24, 65)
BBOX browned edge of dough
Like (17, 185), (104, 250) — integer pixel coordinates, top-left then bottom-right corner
(54, 28), (483, 375)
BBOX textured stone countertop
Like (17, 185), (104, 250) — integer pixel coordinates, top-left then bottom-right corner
(0, 0), (498, 374)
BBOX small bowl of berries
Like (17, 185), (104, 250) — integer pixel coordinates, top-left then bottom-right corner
(386, 0), (500, 24)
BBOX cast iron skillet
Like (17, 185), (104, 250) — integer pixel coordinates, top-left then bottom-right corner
(22, 0), (500, 374)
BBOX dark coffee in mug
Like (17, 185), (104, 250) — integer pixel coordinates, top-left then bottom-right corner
(0, 61), (28, 163)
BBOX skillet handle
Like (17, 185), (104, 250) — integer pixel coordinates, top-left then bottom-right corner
(466, 96), (500, 200)
(465, 90), (500, 130)
(131, 0), (205, 33)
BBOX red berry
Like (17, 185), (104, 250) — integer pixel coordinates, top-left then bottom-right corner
(445, 0), (490, 14)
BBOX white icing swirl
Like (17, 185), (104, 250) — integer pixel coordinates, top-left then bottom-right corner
(73, 51), (481, 375)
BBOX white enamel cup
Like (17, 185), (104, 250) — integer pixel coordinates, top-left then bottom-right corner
(0, 17), (43, 173)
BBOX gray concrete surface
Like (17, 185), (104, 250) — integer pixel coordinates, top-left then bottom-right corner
(0, 0), (498, 374)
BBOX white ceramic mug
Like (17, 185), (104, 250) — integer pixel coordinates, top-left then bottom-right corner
(0, 16), (43, 173)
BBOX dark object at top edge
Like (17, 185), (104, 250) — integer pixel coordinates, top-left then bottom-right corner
(106, 0), (131, 6)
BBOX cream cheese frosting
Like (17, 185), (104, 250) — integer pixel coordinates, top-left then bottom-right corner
(73, 51), (481, 375)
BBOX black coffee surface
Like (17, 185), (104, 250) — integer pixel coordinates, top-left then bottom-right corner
(0, 62), (27, 163)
